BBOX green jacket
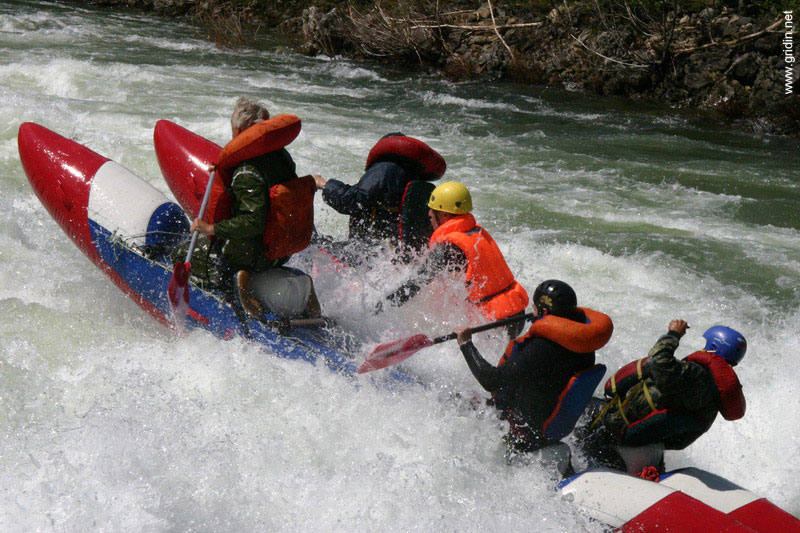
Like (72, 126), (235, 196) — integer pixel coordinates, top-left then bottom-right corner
(214, 148), (297, 272)
(598, 331), (719, 450)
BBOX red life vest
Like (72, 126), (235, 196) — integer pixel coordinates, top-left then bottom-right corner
(429, 213), (528, 320)
(602, 350), (746, 431)
(204, 114), (315, 260)
(366, 135), (446, 180)
(684, 351), (746, 421)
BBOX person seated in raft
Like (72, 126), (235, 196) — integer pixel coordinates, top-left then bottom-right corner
(376, 181), (529, 338)
(186, 96), (320, 319)
(576, 320), (747, 477)
(313, 132), (446, 262)
(455, 280), (613, 470)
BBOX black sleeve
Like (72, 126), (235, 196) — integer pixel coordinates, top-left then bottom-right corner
(385, 243), (466, 306)
(321, 162), (406, 215)
(459, 338), (544, 393)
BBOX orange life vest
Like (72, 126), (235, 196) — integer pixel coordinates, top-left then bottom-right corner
(204, 114), (315, 260)
(429, 213), (528, 320)
(499, 307), (614, 366)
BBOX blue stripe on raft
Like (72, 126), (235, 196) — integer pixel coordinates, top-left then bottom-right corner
(146, 202), (190, 248)
(87, 217), (417, 385)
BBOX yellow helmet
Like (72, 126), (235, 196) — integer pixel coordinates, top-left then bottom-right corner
(427, 181), (473, 214)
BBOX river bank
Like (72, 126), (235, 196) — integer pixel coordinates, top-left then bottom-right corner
(92, 1), (799, 135)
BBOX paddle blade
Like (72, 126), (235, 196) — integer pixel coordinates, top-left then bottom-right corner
(167, 261), (191, 329)
(358, 334), (434, 374)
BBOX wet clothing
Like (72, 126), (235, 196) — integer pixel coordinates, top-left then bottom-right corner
(385, 242), (467, 305)
(460, 308), (596, 452)
(322, 161), (415, 244)
(579, 330), (742, 470)
(428, 214), (528, 320)
(381, 213), (528, 331)
(176, 149), (296, 292)
(215, 149), (297, 273)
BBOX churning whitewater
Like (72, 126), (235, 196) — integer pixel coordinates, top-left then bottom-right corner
(2, 1), (799, 530)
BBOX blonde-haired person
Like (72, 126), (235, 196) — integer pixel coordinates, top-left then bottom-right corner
(187, 96), (320, 318)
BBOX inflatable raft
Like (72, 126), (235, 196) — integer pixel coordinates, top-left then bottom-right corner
(560, 466), (800, 531)
(151, 119), (800, 531)
(17, 122), (413, 383)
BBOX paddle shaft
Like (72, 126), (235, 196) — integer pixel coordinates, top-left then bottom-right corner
(184, 169), (216, 263)
(263, 317), (333, 330)
(431, 312), (536, 344)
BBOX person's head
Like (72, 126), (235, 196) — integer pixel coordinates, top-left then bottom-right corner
(532, 280), (577, 317)
(427, 181), (472, 228)
(230, 96), (270, 138)
(702, 326), (747, 366)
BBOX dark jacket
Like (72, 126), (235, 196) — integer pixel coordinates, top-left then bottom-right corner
(214, 149), (296, 273)
(460, 310), (595, 449)
(597, 331), (721, 450)
(321, 161), (414, 243)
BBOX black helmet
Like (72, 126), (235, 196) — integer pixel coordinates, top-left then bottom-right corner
(533, 280), (577, 315)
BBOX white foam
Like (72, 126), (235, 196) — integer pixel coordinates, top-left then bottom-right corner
(2, 1), (799, 527)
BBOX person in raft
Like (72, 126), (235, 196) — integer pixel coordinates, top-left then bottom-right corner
(313, 132), (446, 261)
(375, 181), (529, 337)
(456, 280), (613, 467)
(186, 96), (320, 319)
(577, 320), (747, 476)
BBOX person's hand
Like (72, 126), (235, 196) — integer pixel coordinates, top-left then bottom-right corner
(456, 328), (473, 346)
(313, 174), (327, 190)
(191, 218), (215, 237)
(668, 319), (689, 338)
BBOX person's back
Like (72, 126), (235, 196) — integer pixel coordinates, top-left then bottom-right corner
(315, 133), (445, 252)
(457, 280), (613, 461)
(580, 320), (746, 472)
(495, 310), (597, 452)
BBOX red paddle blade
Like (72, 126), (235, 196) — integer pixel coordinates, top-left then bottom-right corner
(167, 261), (191, 329)
(358, 334), (434, 374)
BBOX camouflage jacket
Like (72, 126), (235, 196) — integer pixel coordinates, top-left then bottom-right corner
(214, 148), (296, 273)
(599, 331), (720, 449)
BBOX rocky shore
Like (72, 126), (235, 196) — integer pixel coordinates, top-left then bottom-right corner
(92, 0), (799, 136)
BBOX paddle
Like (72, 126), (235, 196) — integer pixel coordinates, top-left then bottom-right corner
(358, 312), (536, 373)
(167, 169), (216, 329)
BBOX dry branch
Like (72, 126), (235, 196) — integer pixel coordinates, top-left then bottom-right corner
(409, 22), (543, 30)
(487, 0), (514, 60)
(674, 18), (783, 55)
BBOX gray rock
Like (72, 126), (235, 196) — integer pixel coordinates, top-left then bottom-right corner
(754, 35), (781, 55)
(699, 8), (716, 19)
(729, 52), (760, 85)
(685, 71), (712, 90)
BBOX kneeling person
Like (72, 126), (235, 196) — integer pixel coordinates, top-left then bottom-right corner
(578, 320), (746, 475)
(456, 280), (612, 471)
(379, 181), (529, 337)
(188, 96), (319, 318)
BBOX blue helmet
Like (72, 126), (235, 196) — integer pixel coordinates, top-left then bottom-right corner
(703, 326), (747, 366)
